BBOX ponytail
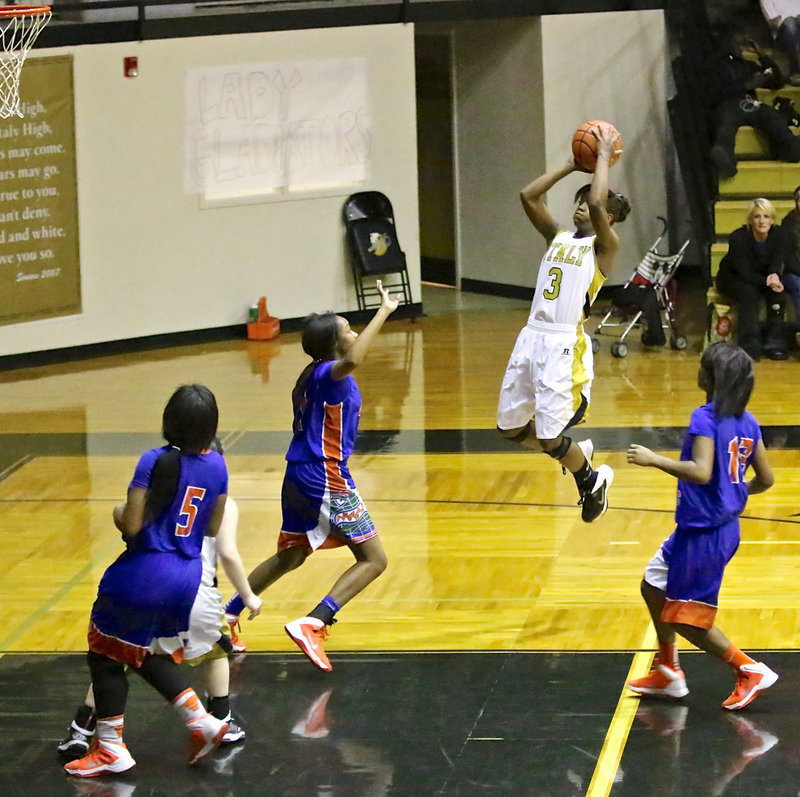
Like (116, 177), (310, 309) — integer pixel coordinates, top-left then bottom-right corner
(291, 362), (318, 434)
(144, 446), (182, 522)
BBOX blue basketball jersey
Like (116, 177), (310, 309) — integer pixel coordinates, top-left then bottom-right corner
(286, 360), (361, 466)
(675, 403), (761, 528)
(127, 446), (228, 558)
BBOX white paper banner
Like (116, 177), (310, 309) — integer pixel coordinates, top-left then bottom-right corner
(185, 58), (370, 200)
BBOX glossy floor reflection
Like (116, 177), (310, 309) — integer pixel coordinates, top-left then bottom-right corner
(617, 650), (800, 797)
(2, 651), (799, 796)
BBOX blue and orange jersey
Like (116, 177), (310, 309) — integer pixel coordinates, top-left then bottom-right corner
(126, 446), (228, 558)
(286, 360), (361, 469)
(675, 403), (762, 528)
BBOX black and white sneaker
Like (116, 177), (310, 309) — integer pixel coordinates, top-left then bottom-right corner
(57, 721), (94, 759)
(221, 714), (246, 744)
(579, 464), (614, 522)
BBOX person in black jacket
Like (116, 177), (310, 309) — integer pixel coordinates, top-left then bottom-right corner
(779, 183), (800, 323)
(704, 22), (800, 178)
(716, 198), (788, 360)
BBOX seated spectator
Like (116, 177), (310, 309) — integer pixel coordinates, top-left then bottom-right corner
(760, 1), (800, 85)
(716, 198), (788, 360)
(703, 22), (800, 178)
(779, 184), (800, 324)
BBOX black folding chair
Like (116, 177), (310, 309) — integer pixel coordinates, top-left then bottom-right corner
(343, 191), (413, 311)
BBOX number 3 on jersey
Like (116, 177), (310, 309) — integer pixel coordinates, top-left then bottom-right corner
(175, 485), (207, 537)
(542, 266), (563, 300)
(727, 437), (754, 484)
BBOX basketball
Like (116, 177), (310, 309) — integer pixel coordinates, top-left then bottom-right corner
(571, 120), (623, 172)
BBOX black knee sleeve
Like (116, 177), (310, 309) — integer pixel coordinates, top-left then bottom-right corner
(136, 654), (190, 703)
(499, 421), (533, 443)
(87, 651), (128, 718)
(544, 435), (572, 460)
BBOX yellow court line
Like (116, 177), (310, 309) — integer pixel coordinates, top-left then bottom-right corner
(585, 626), (656, 797)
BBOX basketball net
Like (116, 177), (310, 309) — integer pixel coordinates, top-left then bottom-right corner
(0, 6), (51, 119)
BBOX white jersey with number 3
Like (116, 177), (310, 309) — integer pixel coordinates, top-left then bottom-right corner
(528, 229), (605, 330)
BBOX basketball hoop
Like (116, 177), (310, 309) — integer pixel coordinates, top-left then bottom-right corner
(0, 6), (52, 119)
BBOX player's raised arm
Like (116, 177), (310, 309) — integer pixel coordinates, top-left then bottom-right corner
(520, 156), (578, 243)
(588, 126), (623, 275)
(330, 280), (399, 380)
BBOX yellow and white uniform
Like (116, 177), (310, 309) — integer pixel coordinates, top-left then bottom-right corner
(497, 229), (605, 439)
(182, 535), (228, 662)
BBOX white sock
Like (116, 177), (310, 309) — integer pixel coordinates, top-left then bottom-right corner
(172, 688), (208, 724)
(95, 715), (125, 746)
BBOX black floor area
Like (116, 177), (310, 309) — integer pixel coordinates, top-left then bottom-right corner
(1, 651), (797, 796)
(617, 651), (800, 797)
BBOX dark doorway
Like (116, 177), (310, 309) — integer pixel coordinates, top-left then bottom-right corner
(415, 32), (457, 286)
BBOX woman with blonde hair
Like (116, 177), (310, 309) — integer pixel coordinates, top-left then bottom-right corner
(716, 197), (788, 360)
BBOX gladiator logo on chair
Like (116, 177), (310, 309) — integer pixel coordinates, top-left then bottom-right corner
(368, 232), (392, 256)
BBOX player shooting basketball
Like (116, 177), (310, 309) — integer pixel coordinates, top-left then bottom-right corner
(496, 124), (630, 522)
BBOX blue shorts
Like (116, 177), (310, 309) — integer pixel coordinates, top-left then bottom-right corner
(89, 549), (202, 666)
(644, 518), (740, 629)
(279, 461), (376, 552)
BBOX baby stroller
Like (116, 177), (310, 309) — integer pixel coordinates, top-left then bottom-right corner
(592, 218), (690, 357)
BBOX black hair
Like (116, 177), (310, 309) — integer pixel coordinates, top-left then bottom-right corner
(291, 312), (342, 435)
(793, 184), (800, 200)
(574, 185), (631, 223)
(144, 384), (219, 522)
(301, 312), (340, 361)
(700, 342), (754, 418)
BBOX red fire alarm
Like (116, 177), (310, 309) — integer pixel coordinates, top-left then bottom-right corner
(123, 57), (138, 78)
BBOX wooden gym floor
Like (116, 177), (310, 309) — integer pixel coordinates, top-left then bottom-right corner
(0, 284), (798, 795)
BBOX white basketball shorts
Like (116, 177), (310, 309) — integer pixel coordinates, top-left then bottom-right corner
(496, 322), (593, 440)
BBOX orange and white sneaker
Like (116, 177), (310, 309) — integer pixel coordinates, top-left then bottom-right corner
(285, 616), (332, 672)
(721, 662), (778, 711)
(225, 614), (247, 653)
(64, 740), (136, 778)
(627, 658), (689, 699)
(187, 712), (229, 765)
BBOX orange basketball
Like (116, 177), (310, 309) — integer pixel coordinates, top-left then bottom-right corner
(571, 120), (623, 173)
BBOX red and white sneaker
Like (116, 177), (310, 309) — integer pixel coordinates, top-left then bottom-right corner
(225, 614), (247, 653)
(187, 712), (229, 765)
(292, 689), (333, 738)
(285, 616), (332, 672)
(721, 662), (778, 711)
(627, 657), (689, 699)
(64, 741), (136, 778)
